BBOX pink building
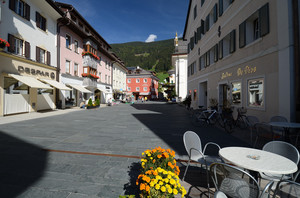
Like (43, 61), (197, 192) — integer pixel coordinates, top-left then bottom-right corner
(56, 2), (119, 107)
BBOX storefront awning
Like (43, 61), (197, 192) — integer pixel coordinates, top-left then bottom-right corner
(139, 92), (151, 96)
(8, 74), (53, 89)
(67, 83), (92, 93)
(39, 79), (71, 91)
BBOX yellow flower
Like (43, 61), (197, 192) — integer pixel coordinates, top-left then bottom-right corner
(163, 171), (168, 175)
(164, 178), (169, 183)
(170, 179), (176, 185)
(142, 152), (145, 155)
(159, 181), (163, 186)
(167, 175), (172, 179)
(173, 189), (178, 195)
(155, 184), (160, 190)
(150, 181), (155, 187)
(168, 188), (172, 194)
(147, 153), (151, 157)
(161, 186), (166, 192)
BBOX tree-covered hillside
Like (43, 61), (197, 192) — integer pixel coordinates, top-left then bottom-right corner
(111, 39), (174, 72)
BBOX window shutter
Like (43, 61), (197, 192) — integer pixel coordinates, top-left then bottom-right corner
(187, 43), (190, 53)
(25, 41), (30, 59)
(9, 0), (16, 11)
(219, 39), (223, 59)
(8, 34), (15, 53)
(201, 0), (205, 6)
(214, 44), (218, 62)
(201, 20), (205, 34)
(213, 4), (218, 23)
(25, 3), (30, 21)
(230, 0), (235, 4)
(239, 21), (246, 48)
(219, 0), (223, 17)
(42, 17), (47, 31)
(205, 15), (210, 32)
(194, 32), (197, 44)
(47, 51), (51, 65)
(230, 29), (236, 53)
(36, 46), (40, 62)
(197, 26), (201, 41)
(259, 3), (269, 37)
(36, 12), (40, 28)
(190, 37), (194, 50)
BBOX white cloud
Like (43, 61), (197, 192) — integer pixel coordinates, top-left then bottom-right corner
(145, 34), (158, 43)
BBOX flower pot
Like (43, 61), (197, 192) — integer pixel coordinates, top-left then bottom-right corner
(86, 105), (100, 109)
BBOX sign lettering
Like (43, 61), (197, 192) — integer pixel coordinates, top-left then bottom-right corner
(18, 66), (55, 79)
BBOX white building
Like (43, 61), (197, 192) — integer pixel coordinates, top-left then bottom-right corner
(0, 0), (65, 116)
(171, 33), (188, 102)
(112, 53), (128, 100)
(183, 0), (300, 122)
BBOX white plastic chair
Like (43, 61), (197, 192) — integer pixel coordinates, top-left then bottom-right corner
(183, 131), (222, 196)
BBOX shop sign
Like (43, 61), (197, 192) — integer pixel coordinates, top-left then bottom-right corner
(237, 66), (257, 76)
(221, 72), (232, 80)
(18, 66), (55, 79)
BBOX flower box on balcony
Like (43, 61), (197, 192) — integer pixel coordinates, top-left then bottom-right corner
(0, 38), (10, 49)
(81, 73), (99, 79)
(81, 51), (100, 60)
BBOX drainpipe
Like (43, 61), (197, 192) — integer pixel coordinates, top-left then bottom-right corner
(291, 0), (299, 122)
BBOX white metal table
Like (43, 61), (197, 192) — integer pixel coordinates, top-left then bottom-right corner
(269, 122), (300, 143)
(219, 147), (298, 175)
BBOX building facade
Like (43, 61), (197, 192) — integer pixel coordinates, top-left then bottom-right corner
(171, 33), (188, 102)
(126, 67), (159, 100)
(183, 0), (300, 122)
(56, 2), (116, 107)
(112, 53), (128, 100)
(0, 0), (64, 116)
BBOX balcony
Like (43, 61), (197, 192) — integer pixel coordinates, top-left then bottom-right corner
(82, 53), (98, 69)
(83, 76), (97, 88)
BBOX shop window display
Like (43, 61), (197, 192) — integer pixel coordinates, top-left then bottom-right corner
(232, 82), (241, 105)
(248, 78), (264, 107)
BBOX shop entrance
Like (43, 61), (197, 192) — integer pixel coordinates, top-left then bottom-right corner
(218, 83), (230, 109)
(198, 81), (208, 108)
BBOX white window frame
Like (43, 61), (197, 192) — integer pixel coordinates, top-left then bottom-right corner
(14, 37), (23, 56)
(143, 87), (147, 91)
(74, 40), (79, 53)
(136, 87), (140, 91)
(247, 77), (265, 110)
(136, 78), (140, 83)
(128, 87), (131, 91)
(66, 34), (71, 49)
(128, 79), (131, 83)
(65, 60), (70, 73)
(74, 63), (78, 76)
(143, 78), (147, 83)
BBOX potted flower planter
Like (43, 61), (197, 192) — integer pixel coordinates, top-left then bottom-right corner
(86, 105), (100, 109)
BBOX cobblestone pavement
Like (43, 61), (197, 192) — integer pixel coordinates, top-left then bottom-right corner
(0, 102), (250, 198)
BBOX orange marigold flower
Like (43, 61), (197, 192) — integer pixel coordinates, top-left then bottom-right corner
(153, 159), (156, 163)
(145, 185), (150, 192)
(140, 183), (146, 191)
(157, 155), (162, 159)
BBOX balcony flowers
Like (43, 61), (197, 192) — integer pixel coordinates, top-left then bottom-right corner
(0, 38), (10, 49)
(81, 51), (100, 60)
(81, 73), (99, 79)
(136, 147), (186, 198)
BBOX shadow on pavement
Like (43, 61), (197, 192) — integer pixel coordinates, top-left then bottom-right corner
(0, 131), (48, 197)
(123, 162), (141, 197)
(131, 103), (250, 156)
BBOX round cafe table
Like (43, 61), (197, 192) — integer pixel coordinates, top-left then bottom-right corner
(269, 122), (300, 143)
(219, 147), (298, 175)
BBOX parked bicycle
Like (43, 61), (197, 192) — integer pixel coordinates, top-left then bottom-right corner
(222, 107), (248, 133)
(191, 107), (225, 129)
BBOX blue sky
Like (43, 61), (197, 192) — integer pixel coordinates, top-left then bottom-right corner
(56, 0), (189, 44)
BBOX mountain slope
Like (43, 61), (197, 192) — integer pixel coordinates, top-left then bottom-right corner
(111, 39), (174, 72)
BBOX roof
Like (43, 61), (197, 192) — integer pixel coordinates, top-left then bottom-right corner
(183, 0), (192, 40)
(126, 67), (159, 81)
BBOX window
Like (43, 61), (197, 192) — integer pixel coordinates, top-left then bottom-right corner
(71, 15), (76, 23)
(36, 46), (50, 65)
(105, 75), (107, 83)
(201, 0), (205, 6)
(136, 87), (140, 91)
(128, 79), (131, 83)
(9, 0), (30, 20)
(199, 55), (205, 70)
(248, 78), (264, 108)
(239, 3), (269, 48)
(136, 79), (140, 83)
(193, 5), (197, 19)
(128, 87), (131, 91)
(73, 40), (78, 53)
(108, 76), (110, 84)
(219, 30), (235, 59)
(143, 87), (147, 91)
(65, 60), (70, 73)
(79, 22), (83, 29)
(14, 37), (23, 56)
(74, 63), (78, 76)
(219, 0), (234, 17)
(143, 78), (147, 83)
(36, 12), (46, 31)
(66, 35), (71, 49)
(232, 82), (241, 104)
(83, 67), (88, 73)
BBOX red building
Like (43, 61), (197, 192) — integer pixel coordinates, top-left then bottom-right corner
(126, 67), (159, 100)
